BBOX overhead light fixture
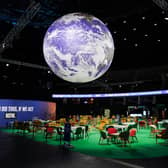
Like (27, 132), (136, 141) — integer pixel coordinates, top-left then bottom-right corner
(52, 90), (168, 98)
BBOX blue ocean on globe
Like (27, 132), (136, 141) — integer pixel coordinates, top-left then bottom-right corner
(43, 12), (115, 83)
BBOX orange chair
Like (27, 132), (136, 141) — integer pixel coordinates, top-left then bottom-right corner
(98, 122), (106, 130)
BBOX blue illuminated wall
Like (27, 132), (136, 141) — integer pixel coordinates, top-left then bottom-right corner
(0, 99), (56, 127)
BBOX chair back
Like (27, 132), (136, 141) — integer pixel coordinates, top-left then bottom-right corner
(33, 120), (42, 127)
(56, 127), (63, 135)
(100, 131), (107, 139)
(46, 127), (54, 134)
(129, 128), (137, 136)
(23, 122), (30, 132)
(75, 127), (82, 135)
(139, 120), (146, 126)
(13, 121), (19, 129)
(119, 130), (129, 140)
(107, 127), (117, 134)
(17, 122), (24, 130)
(160, 129), (166, 135)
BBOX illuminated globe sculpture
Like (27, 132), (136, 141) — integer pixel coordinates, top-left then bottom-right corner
(43, 13), (115, 83)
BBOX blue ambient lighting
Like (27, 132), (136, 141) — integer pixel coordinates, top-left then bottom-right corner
(52, 90), (168, 98)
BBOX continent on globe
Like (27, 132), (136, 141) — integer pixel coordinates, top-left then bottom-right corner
(43, 12), (115, 83)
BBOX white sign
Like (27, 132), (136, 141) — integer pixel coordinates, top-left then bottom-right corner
(0, 106), (34, 112)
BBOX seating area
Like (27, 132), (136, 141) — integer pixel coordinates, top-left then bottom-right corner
(2, 115), (168, 159)
(2, 124), (168, 159)
(8, 117), (88, 144)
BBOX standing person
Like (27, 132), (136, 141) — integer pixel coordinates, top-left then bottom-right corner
(64, 118), (73, 148)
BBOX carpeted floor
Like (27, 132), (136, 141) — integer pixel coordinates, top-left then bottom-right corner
(2, 127), (168, 159)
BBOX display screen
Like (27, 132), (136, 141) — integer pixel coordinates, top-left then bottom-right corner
(5, 112), (16, 119)
(0, 99), (56, 127)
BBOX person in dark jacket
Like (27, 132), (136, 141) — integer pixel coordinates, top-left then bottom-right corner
(64, 118), (73, 148)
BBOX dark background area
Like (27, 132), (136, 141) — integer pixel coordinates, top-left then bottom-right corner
(0, 0), (168, 104)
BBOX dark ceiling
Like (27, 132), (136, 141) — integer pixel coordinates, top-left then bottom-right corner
(0, 0), (168, 101)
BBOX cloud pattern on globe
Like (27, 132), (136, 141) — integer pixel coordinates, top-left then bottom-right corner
(43, 13), (115, 83)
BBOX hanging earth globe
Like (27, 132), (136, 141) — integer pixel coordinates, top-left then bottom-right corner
(43, 12), (115, 83)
